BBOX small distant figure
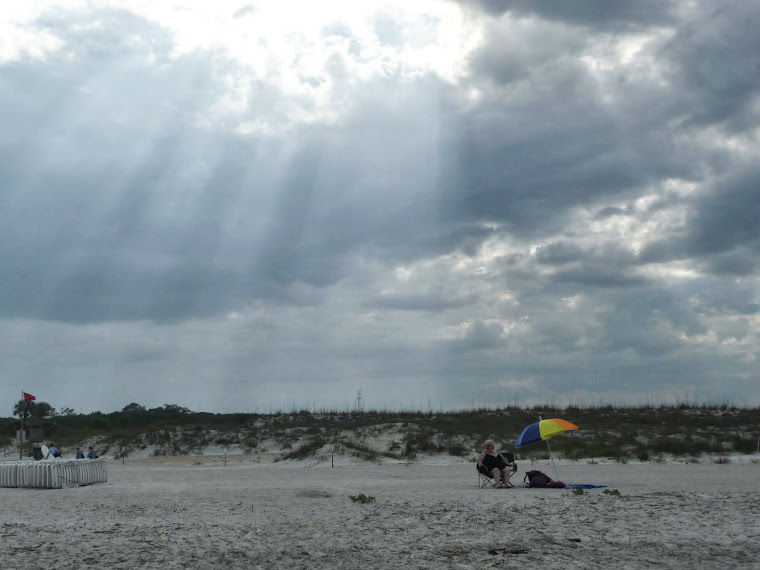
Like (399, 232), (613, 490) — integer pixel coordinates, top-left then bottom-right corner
(86, 446), (98, 459)
(46, 443), (61, 459)
(75, 447), (85, 459)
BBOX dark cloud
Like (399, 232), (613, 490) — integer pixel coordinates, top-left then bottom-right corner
(534, 242), (586, 265)
(689, 278), (760, 316)
(660, 2), (760, 131)
(704, 250), (759, 277)
(640, 165), (760, 266)
(364, 292), (476, 312)
(454, 0), (679, 30)
(551, 267), (648, 289)
(687, 170), (760, 256)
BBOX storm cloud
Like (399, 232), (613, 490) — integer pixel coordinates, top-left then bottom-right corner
(1, 0), (758, 413)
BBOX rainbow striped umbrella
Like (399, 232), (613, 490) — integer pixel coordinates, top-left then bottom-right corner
(515, 418), (579, 448)
(515, 418), (579, 481)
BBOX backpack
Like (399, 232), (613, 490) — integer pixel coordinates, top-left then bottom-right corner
(524, 470), (565, 488)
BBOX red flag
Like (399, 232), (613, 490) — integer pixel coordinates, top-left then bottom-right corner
(23, 391), (36, 402)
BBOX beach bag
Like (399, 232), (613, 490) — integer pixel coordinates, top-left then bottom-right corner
(524, 470), (564, 488)
(525, 470), (550, 487)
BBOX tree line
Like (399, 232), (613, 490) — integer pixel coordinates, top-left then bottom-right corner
(3, 400), (203, 445)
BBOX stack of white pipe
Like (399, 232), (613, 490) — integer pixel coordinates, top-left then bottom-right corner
(0, 459), (108, 489)
(0, 462), (19, 487)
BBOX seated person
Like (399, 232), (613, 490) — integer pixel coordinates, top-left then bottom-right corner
(46, 443), (61, 459)
(477, 439), (514, 488)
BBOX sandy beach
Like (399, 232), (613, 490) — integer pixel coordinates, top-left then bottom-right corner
(1, 457), (758, 569)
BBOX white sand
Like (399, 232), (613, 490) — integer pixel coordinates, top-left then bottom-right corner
(1, 457), (758, 569)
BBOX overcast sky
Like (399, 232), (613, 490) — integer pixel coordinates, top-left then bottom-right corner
(2, 0), (759, 415)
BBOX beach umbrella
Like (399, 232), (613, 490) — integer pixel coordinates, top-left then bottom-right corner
(515, 418), (579, 481)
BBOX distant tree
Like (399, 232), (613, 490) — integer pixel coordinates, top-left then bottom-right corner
(12, 401), (26, 419)
(30, 402), (55, 419)
(162, 404), (191, 414)
(59, 407), (76, 416)
(122, 402), (147, 413)
(89, 417), (111, 430)
(13, 400), (55, 419)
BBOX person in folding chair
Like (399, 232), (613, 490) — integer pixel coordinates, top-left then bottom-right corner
(476, 440), (516, 488)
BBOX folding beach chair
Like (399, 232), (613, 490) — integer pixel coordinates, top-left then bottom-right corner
(477, 452), (517, 488)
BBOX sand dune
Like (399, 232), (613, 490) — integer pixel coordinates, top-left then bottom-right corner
(1, 458), (758, 569)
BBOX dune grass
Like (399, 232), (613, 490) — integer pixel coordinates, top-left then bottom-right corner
(4, 403), (759, 462)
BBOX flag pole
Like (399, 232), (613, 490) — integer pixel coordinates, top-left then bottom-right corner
(19, 390), (34, 459)
(20, 390), (25, 460)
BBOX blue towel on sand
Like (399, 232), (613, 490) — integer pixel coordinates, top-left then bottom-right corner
(565, 483), (607, 489)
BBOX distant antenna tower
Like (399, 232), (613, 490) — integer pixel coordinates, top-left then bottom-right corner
(356, 389), (363, 412)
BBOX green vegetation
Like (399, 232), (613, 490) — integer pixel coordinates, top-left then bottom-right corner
(349, 493), (376, 503)
(2, 402), (759, 462)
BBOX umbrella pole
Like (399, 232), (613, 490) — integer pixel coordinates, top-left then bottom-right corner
(545, 439), (560, 481)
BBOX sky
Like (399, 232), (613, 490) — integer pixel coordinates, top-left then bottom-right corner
(2, 0), (759, 415)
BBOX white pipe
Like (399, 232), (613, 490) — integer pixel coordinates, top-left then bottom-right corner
(0, 459), (108, 489)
